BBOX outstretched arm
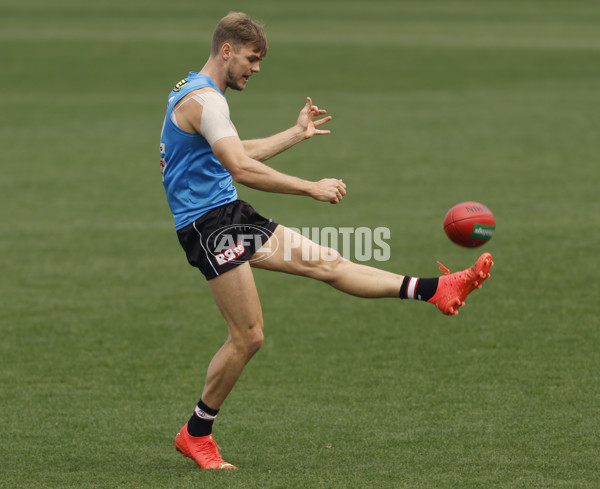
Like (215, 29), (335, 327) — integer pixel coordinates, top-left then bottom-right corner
(213, 135), (346, 204)
(241, 97), (332, 162)
(170, 91), (344, 202)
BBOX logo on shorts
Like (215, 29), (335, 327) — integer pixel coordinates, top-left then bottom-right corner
(207, 224), (278, 266)
(214, 241), (246, 266)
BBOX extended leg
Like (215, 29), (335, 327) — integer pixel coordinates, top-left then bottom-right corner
(251, 225), (404, 298)
(252, 225), (492, 315)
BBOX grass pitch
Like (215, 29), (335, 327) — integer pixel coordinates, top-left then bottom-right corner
(1, 1), (599, 488)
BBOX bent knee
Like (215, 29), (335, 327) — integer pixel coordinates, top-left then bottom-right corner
(246, 327), (264, 358)
(230, 319), (264, 360)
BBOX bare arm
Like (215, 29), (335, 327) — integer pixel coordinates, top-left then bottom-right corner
(172, 91), (345, 202)
(213, 136), (346, 204)
(241, 97), (332, 162)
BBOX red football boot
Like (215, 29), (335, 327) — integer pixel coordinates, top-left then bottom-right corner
(428, 253), (493, 315)
(175, 423), (237, 470)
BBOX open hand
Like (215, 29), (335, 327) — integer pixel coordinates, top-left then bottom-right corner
(297, 97), (332, 139)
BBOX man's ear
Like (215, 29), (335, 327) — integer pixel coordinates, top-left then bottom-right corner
(221, 43), (233, 61)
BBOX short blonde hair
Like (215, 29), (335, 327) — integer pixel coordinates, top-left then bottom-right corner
(211, 12), (268, 57)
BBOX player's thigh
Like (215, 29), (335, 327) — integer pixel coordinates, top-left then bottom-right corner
(251, 225), (340, 277)
(208, 262), (263, 334)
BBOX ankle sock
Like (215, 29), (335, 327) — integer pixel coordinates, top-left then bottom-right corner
(399, 277), (439, 302)
(186, 399), (219, 437)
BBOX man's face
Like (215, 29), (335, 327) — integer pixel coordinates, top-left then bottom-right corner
(225, 44), (263, 91)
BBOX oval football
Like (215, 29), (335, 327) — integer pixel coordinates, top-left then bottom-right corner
(444, 201), (495, 248)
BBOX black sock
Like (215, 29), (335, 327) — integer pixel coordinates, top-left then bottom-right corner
(186, 399), (219, 437)
(399, 276), (439, 302)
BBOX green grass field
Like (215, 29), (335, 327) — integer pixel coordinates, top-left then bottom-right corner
(1, 0), (599, 487)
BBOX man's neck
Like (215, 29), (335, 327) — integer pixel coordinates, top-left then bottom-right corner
(200, 59), (226, 94)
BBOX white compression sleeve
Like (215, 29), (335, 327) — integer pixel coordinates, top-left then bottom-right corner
(191, 91), (238, 146)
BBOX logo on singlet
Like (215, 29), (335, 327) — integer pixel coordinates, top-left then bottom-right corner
(173, 79), (188, 92)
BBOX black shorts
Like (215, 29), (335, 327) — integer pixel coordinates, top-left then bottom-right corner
(176, 200), (278, 280)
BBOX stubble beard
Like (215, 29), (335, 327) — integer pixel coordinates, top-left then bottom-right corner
(225, 67), (245, 92)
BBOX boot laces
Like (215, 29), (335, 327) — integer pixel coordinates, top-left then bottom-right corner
(436, 261), (451, 276)
(192, 436), (225, 465)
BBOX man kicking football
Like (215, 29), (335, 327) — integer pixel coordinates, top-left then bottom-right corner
(159, 12), (493, 470)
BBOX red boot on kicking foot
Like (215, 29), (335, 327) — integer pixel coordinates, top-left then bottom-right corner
(428, 253), (493, 315)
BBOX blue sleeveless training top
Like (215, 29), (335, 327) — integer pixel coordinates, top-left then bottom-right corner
(160, 72), (238, 230)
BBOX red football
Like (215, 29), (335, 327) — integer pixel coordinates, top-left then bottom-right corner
(443, 202), (495, 248)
